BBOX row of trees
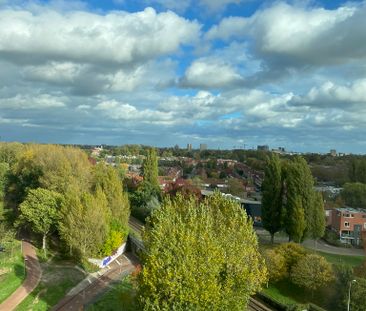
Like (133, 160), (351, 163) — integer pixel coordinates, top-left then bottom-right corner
(1, 143), (130, 259)
(262, 155), (325, 243)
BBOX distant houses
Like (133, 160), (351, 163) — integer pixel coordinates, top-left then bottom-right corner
(326, 207), (366, 246)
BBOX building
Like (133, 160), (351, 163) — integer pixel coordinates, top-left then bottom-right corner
(330, 149), (337, 157)
(200, 143), (207, 151)
(327, 207), (366, 246)
(187, 143), (192, 151)
(257, 145), (269, 151)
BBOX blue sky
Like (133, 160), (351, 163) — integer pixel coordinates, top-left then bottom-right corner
(0, 0), (366, 153)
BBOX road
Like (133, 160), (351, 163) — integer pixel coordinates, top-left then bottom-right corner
(256, 228), (365, 257)
(52, 253), (138, 311)
(0, 241), (42, 311)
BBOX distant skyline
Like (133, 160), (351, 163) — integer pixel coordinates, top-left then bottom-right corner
(1, 0), (366, 153)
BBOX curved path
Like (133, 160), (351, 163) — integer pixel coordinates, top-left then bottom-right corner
(256, 228), (365, 257)
(0, 241), (42, 311)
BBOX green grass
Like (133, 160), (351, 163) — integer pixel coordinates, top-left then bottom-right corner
(87, 277), (137, 311)
(311, 251), (364, 268)
(0, 240), (26, 303)
(262, 278), (335, 310)
(259, 242), (365, 310)
(15, 265), (85, 311)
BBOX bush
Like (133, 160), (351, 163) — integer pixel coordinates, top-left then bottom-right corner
(275, 242), (306, 271)
(291, 254), (334, 294)
(264, 249), (287, 282)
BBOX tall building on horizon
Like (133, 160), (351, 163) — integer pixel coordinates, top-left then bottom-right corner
(200, 143), (207, 151)
(187, 143), (192, 151)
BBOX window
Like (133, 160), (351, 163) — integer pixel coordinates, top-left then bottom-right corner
(362, 215), (366, 219)
(344, 222), (350, 228)
(364, 223), (366, 230)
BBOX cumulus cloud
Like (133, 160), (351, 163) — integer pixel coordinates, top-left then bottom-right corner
(95, 100), (174, 124)
(207, 2), (366, 66)
(0, 7), (200, 65)
(290, 79), (366, 108)
(181, 59), (243, 88)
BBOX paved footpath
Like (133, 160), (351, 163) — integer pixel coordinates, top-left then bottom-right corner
(0, 241), (42, 311)
(52, 253), (138, 311)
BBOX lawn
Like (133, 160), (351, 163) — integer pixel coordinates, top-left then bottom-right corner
(15, 264), (85, 311)
(262, 278), (334, 310)
(87, 276), (137, 311)
(311, 250), (364, 268)
(0, 240), (26, 303)
(259, 241), (365, 310)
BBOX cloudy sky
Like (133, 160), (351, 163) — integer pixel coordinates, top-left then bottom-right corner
(0, 0), (366, 152)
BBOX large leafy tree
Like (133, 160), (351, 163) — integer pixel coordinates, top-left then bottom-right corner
(341, 182), (366, 209)
(350, 278), (366, 311)
(282, 156), (320, 242)
(309, 191), (326, 241)
(262, 153), (283, 243)
(291, 254), (334, 295)
(18, 188), (63, 255)
(137, 192), (267, 310)
(142, 148), (159, 191)
(59, 189), (110, 258)
(93, 163), (130, 228)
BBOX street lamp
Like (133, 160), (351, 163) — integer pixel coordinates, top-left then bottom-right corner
(347, 279), (357, 311)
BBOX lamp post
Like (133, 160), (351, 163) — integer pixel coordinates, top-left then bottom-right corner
(347, 279), (357, 311)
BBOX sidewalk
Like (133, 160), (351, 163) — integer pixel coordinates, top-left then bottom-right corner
(52, 253), (138, 311)
(0, 241), (42, 311)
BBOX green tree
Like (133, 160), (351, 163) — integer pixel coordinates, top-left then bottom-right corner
(309, 191), (326, 242)
(285, 195), (306, 242)
(18, 188), (63, 255)
(59, 189), (110, 258)
(331, 264), (353, 311)
(264, 249), (287, 282)
(262, 153), (283, 243)
(350, 278), (366, 311)
(291, 254), (334, 296)
(274, 242), (306, 272)
(341, 182), (366, 209)
(137, 192), (267, 310)
(226, 178), (244, 197)
(93, 163), (130, 229)
(142, 148), (159, 191)
(283, 157), (315, 241)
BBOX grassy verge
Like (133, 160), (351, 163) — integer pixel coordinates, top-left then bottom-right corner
(87, 276), (137, 311)
(0, 240), (26, 303)
(15, 265), (85, 311)
(310, 250), (364, 268)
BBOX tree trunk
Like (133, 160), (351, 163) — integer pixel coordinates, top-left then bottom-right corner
(270, 233), (274, 244)
(42, 234), (47, 257)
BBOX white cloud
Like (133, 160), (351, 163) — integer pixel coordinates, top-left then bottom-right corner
(0, 94), (66, 109)
(207, 2), (366, 66)
(181, 59), (243, 88)
(95, 100), (174, 124)
(291, 79), (366, 108)
(148, 0), (247, 13)
(0, 7), (201, 65)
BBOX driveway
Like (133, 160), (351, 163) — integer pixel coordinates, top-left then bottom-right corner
(0, 241), (42, 311)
